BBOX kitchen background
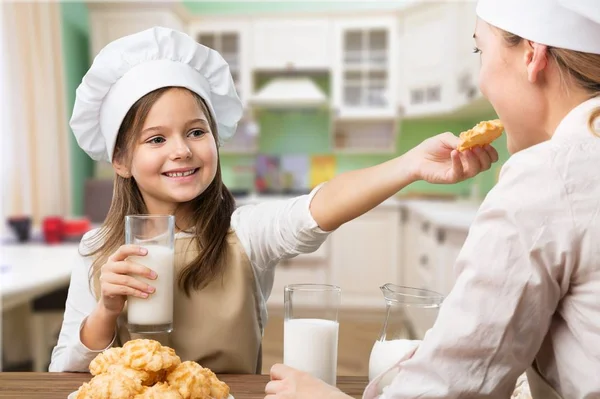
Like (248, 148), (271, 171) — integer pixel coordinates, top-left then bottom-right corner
(1, 0), (505, 376)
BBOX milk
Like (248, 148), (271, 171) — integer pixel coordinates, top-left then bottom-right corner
(368, 339), (420, 389)
(284, 318), (339, 386)
(127, 245), (174, 328)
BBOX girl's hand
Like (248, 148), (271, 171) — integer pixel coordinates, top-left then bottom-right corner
(265, 364), (351, 399)
(408, 132), (499, 184)
(98, 245), (156, 317)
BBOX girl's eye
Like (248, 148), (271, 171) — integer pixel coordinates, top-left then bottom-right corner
(147, 136), (165, 144)
(472, 46), (481, 54)
(188, 129), (206, 138)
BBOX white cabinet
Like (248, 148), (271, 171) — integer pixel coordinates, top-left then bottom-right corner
(251, 18), (332, 70)
(267, 240), (330, 307)
(188, 19), (251, 105)
(332, 16), (398, 119)
(435, 227), (468, 296)
(400, 204), (472, 337)
(329, 206), (402, 308)
(88, 5), (184, 58)
(266, 205), (403, 309)
(188, 19), (258, 154)
(401, 211), (438, 292)
(399, 2), (486, 119)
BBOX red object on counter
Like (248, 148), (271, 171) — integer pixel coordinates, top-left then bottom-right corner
(63, 218), (92, 241)
(42, 216), (64, 244)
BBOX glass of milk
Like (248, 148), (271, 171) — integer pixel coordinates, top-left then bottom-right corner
(125, 215), (175, 334)
(368, 284), (444, 393)
(283, 284), (341, 386)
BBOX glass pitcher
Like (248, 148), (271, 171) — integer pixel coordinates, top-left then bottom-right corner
(367, 284), (444, 390)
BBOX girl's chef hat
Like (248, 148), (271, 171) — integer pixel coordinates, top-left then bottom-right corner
(70, 26), (243, 162)
(476, 0), (600, 55)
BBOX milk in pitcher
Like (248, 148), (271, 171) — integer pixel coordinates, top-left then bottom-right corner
(284, 318), (339, 385)
(368, 339), (420, 389)
(127, 245), (174, 332)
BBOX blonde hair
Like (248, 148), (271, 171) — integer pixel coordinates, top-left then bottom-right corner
(84, 87), (235, 297)
(498, 29), (600, 136)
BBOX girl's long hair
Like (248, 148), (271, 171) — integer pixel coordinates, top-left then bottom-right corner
(84, 87), (235, 297)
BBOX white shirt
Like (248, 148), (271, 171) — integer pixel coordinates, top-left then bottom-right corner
(49, 186), (330, 372)
(378, 97), (600, 398)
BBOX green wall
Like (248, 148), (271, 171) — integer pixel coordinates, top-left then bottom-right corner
(61, 2), (93, 216)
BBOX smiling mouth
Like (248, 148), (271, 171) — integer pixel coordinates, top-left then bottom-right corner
(162, 168), (199, 178)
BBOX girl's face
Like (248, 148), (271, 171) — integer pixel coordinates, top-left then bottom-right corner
(474, 19), (551, 153)
(117, 88), (218, 214)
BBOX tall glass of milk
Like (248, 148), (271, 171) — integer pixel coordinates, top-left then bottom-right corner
(367, 284), (444, 394)
(283, 284), (341, 386)
(125, 215), (175, 334)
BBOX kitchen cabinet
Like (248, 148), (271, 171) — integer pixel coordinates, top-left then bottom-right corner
(332, 16), (398, 119)
(399, 2), (485, 119)
(329, 206), (402, 308)
(399, 202), (473, 337)
(435, 227), (468, 296)
(88, 5), (184, 58)
(188, 19), (251, 106)
(332, 119), (398, 154)
(267, 240), (330, 307)
(266, 203), (403, 309)
(251, 18), (332, 70)
(188, 19), (258, 154)
(264, 199), (475, 316)
(401, 210), (438, 292)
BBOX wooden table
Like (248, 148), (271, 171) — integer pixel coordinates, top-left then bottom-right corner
(0, 373), (368, 398)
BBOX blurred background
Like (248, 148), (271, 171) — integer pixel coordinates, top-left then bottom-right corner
(0, 0), (506, 376)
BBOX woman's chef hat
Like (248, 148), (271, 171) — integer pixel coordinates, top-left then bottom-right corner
(476, 0), (600, 55)
(70, 26), (243, 162)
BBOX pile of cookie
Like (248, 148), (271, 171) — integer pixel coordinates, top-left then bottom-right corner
(74, 339), (230, 399)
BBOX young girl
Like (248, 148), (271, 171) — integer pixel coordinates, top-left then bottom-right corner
(266, 0), (600, 398)
(49, 27), (497, 374)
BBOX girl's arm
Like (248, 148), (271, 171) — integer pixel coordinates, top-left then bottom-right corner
(310, 132), (497, 231)
(49, 231), (116, 372)
(231, 133), (497, 274)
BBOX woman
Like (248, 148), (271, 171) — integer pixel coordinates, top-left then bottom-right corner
(265, 0), (600, 398)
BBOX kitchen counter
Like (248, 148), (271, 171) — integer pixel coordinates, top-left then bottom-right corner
(399, 199), (481, 230)
(1, 242), (79, 311)
(0, 373), (368, 399)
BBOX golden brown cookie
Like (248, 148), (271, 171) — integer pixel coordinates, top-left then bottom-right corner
(89, 347), (125, 375)
(457, 119), (504, 151)
(105, 364), (165, 386)
(134, 382), (184, 399)
(199, 367), (230, 399)
(74, 373), (143, 399)
(122, 339), (181, 372)
(166, 361), (211, 399)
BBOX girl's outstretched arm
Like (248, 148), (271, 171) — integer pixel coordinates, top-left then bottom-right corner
(310, 132), (498, 231)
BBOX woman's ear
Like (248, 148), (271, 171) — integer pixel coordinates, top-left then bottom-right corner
(525, 42), (549, 83)
(112, 157), (132, 178)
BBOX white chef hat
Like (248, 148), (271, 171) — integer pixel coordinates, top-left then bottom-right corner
(476, 0), (600, 55)
(70, 26), (243, 162)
